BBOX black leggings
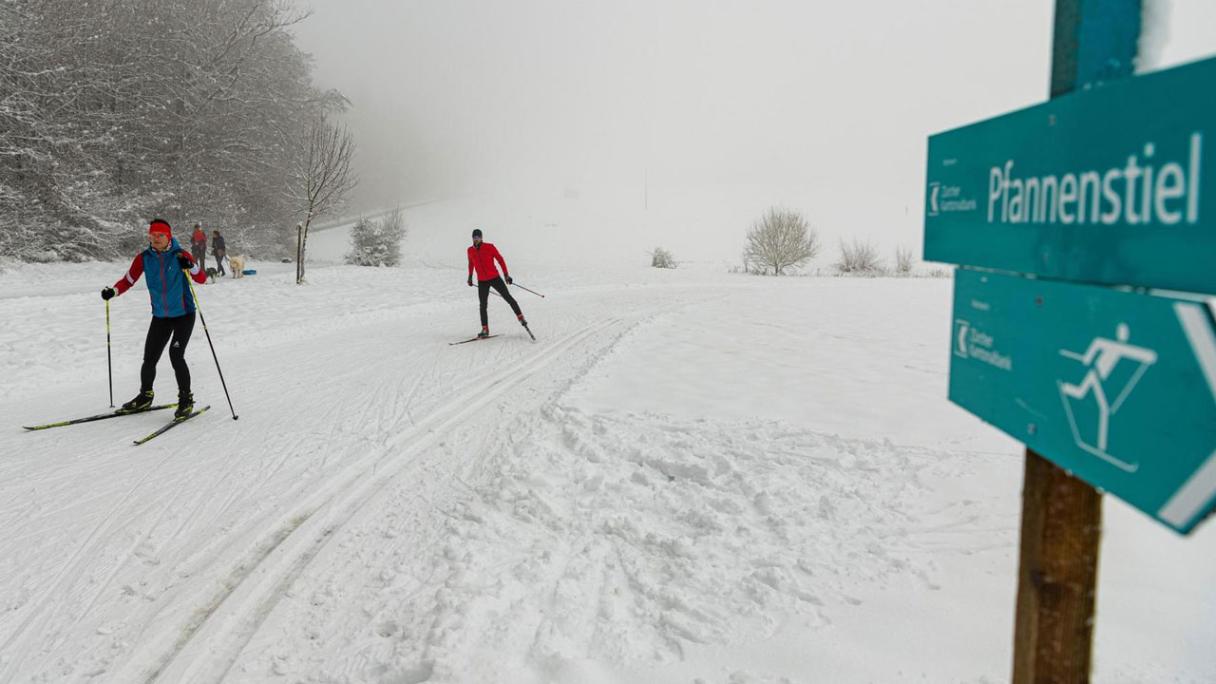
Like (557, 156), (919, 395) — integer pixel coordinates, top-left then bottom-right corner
(140, 313), (196, 394)
(478, 277), (522, 327)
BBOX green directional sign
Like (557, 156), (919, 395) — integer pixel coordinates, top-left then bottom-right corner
(950, 268), (1216, 533)
(925, 56), (1216, 295)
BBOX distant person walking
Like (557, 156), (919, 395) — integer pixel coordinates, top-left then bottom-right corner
(100, 219), (207, 419)
(211, 229), (227, 277)
(190, 224), (208, 272)
(467, 228), (527, 338)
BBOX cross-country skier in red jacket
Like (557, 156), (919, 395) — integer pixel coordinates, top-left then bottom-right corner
(101, 219), (207, 418)
(467, 228), (527, 338)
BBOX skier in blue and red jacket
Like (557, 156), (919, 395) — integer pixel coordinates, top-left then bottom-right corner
(101, 219), (207, 418)
(467, 228), (527, 338)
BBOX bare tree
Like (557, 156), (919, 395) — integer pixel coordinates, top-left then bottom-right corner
(895, 245), (914, 274)
(837, 238), (883, 273)
(290, 116), (357, 283)
(742, 207), (819, 276)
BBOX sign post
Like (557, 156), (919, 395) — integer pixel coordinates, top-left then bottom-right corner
(924, 0), (1216, 680)
(1012, 450), (1101, 683)
(1015, 1), (1128, 674)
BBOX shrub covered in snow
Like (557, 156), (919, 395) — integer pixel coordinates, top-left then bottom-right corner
(346, 210), (405, 267)
(650, 247), (677, 269)
(894, 245), (914, 275)
(836, 238), (883, 274)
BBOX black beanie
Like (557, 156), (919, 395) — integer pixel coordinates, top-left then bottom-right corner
(472, 228), (483, 238)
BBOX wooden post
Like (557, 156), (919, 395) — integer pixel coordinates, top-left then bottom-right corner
(295, 222), (303, 284)
(1011, 450), (1102, 683)
(1010, 1), (1140, 681)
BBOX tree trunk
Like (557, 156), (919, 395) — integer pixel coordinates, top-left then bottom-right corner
(295, 223), (303, 283)
(296, 214), (313, 284)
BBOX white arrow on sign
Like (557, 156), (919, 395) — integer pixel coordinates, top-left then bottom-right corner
(1158, 300), (1216, 528)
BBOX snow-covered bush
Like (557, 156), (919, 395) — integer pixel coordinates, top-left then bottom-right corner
(837, 239), (883, 274)
(895, 245), (914, 274)
(650, 247), (677, 269)
(742, 207), (819, 276)
(346, 210), (405, 267)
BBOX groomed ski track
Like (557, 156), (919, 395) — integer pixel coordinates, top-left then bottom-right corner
(3, 259), (1212, 683)
(0, 270), (712, 682)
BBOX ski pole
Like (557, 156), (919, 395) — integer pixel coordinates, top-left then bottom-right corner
(510, 282), (546, 298)
(106, 299), (114, 407)
(184, 269), (239, 420)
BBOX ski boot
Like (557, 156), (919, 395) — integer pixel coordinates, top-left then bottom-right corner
(174, 391), (194, 419)
(120, 390), (155, 413)
(517, 314), (528, 327)
(477, 325), (490, 339)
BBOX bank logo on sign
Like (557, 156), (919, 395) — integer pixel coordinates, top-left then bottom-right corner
(926, 180), (976, 217)
(953, 316), (1012, 371)
(1058, 323), (1158, 473)
(954, 319), (970, 357)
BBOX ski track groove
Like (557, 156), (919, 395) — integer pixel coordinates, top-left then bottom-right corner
(137, 318), (623, 683)
(1, 319), (391, 675)
(189, 321), (618, 681)
(0, 446), (177, 677)
(60, 498), (175, 641)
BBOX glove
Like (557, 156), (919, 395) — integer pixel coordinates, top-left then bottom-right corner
(467, 276), (474, 287)
(504, 275), (513, 285)
(101, 287), (116, 301)
(177, 252), (194, 269)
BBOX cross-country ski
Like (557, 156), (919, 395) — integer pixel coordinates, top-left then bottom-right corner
(22, 404), (177, 432)
(132, 405), (211, 445)
(449, 334), (499, 345)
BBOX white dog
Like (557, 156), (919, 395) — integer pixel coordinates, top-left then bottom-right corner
(229, 255), (246, 278)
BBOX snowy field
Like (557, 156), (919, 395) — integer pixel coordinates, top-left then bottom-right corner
(1, 201), (1213, 683)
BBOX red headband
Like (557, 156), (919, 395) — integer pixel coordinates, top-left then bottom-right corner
(148, 219), (172, 238)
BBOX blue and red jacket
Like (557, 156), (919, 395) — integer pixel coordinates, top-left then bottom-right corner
(113, 238), (207, 318)
(467, 242), (510, 282)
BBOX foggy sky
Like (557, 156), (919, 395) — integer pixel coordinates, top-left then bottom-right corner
(291, 0), (1216, 251)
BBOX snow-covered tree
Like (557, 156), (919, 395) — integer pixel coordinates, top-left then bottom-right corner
(346, 209), (405, 267)
(0, 0), (350, 261)
(743, 208), (820, 276)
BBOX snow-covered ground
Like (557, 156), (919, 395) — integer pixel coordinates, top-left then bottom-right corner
(1, 201), (1213, 683)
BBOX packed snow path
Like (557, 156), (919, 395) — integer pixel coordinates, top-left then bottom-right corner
(0, 261), (1212, 683)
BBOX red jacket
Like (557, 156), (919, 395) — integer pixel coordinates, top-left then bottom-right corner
(467, 242), (509, 282)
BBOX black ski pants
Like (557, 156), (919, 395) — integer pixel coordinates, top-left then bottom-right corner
(478, 277), (522, 327)
(140, 313), (196, 394)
